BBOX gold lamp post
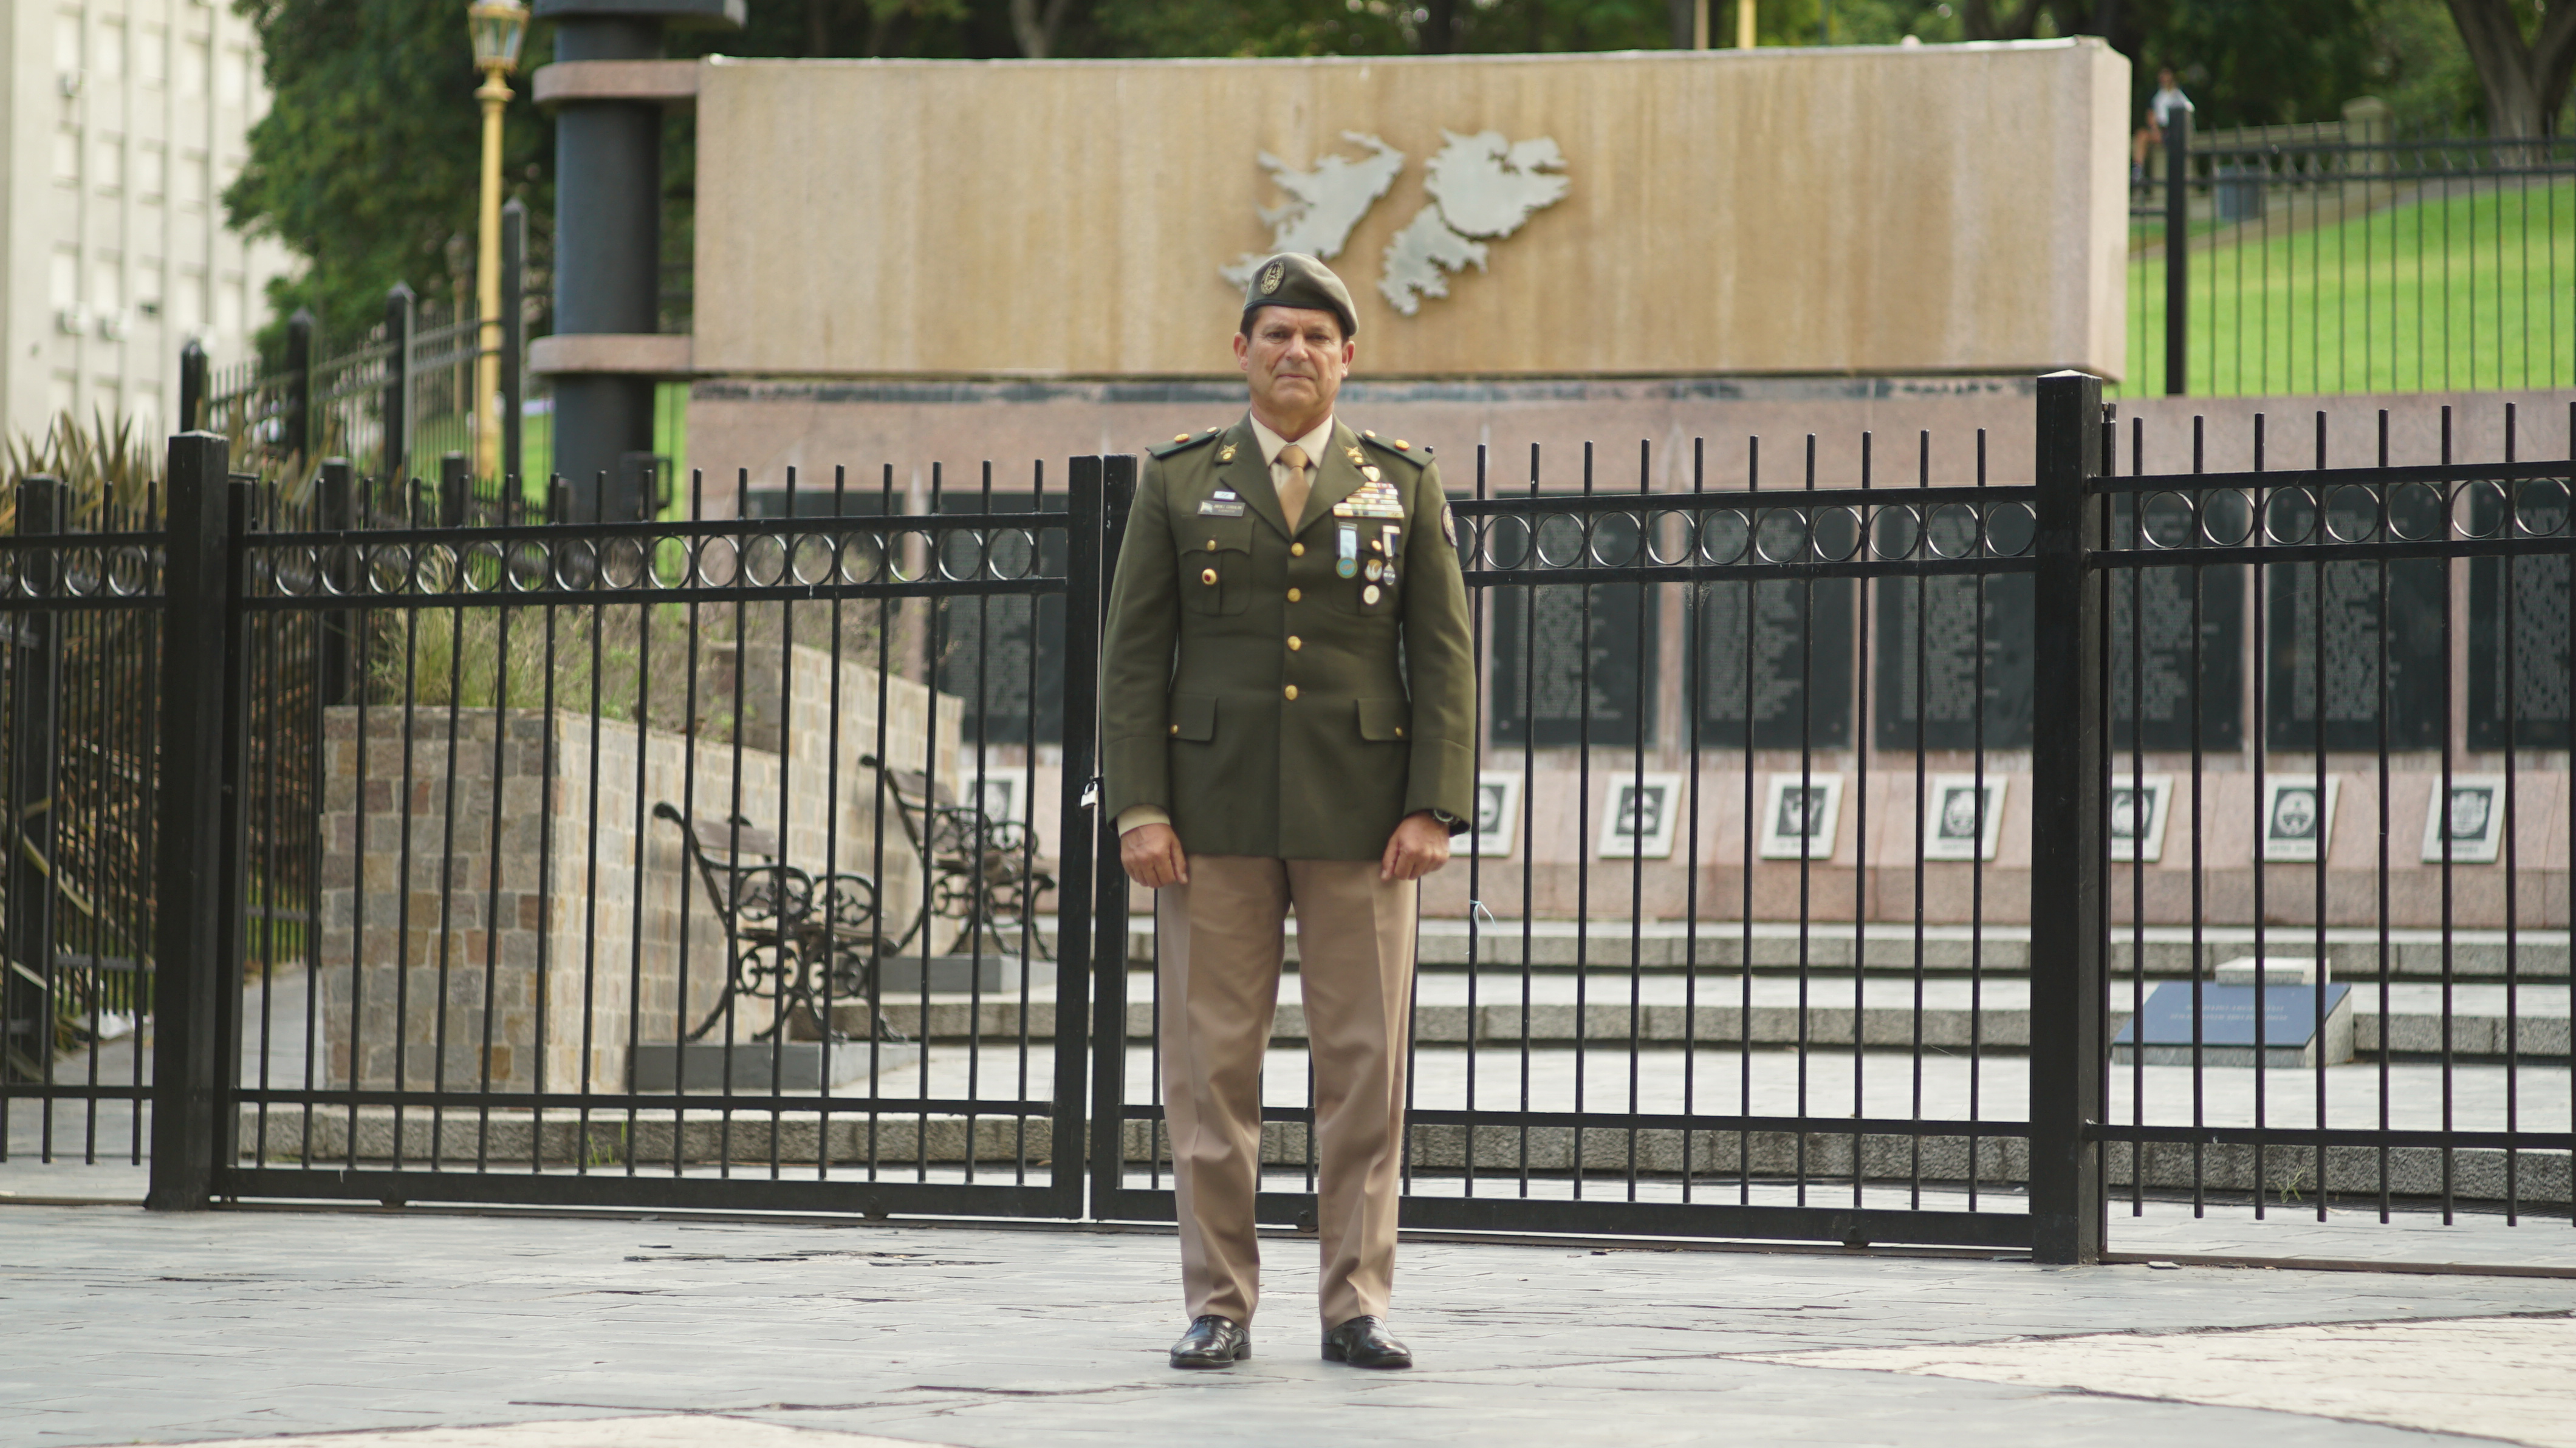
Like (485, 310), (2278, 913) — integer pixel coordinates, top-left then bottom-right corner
(468, 0), (529, 484)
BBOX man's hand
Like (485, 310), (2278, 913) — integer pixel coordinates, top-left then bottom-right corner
(1380, 811), (1451, 882)
(1121, 822), (1190, 889)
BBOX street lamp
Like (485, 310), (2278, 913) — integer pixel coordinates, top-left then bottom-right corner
(468, 0), (528, 485)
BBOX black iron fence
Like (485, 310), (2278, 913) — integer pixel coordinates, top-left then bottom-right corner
(2128, 115), (2576, 397)
(5, 380), (2571, 1259)
(0, 476), (163, 1162)
(177, 202), (535, 493)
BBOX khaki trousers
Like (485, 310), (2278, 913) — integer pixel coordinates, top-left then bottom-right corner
(1156, 855), (1416, 1332)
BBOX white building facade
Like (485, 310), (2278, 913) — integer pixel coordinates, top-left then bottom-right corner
(1, 0), (292, 446)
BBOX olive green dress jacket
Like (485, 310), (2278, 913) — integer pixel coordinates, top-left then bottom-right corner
(1100, 416), (1478, 861)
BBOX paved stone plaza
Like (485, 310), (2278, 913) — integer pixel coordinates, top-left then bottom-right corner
(4, 1201), (2575, 1448)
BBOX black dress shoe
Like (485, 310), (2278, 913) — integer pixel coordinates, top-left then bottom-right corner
(1321, 1314), (1413, 1368)
(1170, 1314), (1252, 1368)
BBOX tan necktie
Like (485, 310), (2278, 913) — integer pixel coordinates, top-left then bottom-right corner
(1274, 443), (1312, 531)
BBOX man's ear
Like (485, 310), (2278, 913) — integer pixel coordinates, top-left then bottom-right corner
(1233, 330), (1252, 372)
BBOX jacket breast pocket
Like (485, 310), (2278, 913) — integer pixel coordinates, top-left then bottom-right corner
(1180, 520), (1255, 616)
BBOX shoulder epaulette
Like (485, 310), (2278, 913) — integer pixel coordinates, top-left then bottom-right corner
(1150, 426), (1226, 460)
(1358, 430), (1433, 465)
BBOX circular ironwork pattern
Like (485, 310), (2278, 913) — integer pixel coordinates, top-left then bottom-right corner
(1458, 500), (2050, 569)
(226, 520), (1083, 599)
(2121, 477), (2576, 551)
(2514, 478), (2572, 536)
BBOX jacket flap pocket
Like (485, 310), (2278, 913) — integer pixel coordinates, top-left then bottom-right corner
(1187, 516), (1256, 552)
(1355, 697), (1410, 742)
(1171, 693), (1217, 742)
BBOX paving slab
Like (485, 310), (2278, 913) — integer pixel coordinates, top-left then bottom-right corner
(5, 1204), (2574, 1448)
(1754, 1314), (2576, 1447)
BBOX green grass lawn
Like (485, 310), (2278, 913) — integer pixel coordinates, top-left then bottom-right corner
(2116, 179), (2576, 398)
(512, 381), (691, 516)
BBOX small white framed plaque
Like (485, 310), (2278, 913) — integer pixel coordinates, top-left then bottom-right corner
(1922, 775), (2008, 862)
(2109, 774), (2176, 864)
(1757, 773), (1844, 861)
(970, 774), (1023, 824)
(2259, 776), (2340, 862)
(1471, 771), (1525, 859)
(1598, 773), (1684, 859)
(2420, 774), (2509, 864)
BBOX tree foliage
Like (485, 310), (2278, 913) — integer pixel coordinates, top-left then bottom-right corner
(225, 0), (555, 349)
(2443, 0), (2576, 137)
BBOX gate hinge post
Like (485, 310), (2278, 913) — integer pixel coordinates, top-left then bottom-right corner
(148, 433), (244, 1211)
(2029, 371), (2108, 1265)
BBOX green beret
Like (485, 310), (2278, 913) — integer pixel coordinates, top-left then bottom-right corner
(1240, 253), (1358, 340)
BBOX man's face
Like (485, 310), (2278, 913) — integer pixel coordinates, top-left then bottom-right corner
(1234, 306), (1353, 428)
(2159, 68), (2176, 87)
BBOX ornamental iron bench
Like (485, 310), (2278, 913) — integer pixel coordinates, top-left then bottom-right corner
(651, 802), (899, 1044)
(857, 754), (1056, 963)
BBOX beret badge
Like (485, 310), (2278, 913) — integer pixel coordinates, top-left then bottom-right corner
(1259, 261), (1285, 295)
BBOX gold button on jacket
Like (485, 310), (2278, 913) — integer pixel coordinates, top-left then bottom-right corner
(1101, 417), (1475, 860)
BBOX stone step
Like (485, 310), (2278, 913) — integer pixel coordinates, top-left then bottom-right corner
(236, 1105), (2569, 1206)
(1106, 921), (2575, 979)
(840, 977), (2570, 1059)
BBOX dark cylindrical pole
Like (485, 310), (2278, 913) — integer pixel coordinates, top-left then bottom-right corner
(1084, 454), (1134, 1216)
(2028, 371), (2107, 1264)
(501, 199), (527, 492)
(382, 284), (416, 483)
(2163, 108), (2191, 397)
(148, 433), (245, 1211)
(551, 15), (664, 521)
(1, 477), (66, 1085)
(440, 453), (470, 528)
(284, 308), (317, 465)
(179, 339), (210, 434)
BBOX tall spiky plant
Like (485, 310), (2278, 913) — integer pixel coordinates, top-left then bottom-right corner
(1, 409), (162, 530)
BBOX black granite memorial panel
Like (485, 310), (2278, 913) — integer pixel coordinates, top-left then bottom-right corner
(1490, 577), (1659, 749)
(2264, 489), (2445, 751)
(1872, 572), (2034, 751)
(1697, 579), (1854, 748)
(2468, 486), (2574, 749)
(936, 496), (1067, 746)
(2109, 563), (2245, 751)
(748, 488), (1071, 746)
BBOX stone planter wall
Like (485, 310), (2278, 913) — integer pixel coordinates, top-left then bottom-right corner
(317, 646), (964, 1095)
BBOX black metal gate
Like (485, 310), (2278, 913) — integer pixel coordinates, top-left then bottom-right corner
(1086, 392), (2080, 1252)
(12, 388), (2569, 1263)
(143, 437), (1103, 1219)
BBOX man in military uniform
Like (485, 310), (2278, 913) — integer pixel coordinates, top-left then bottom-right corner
(1100, 253), (1475, 1371)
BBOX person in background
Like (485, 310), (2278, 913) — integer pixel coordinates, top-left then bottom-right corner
(2134, 66), (2193, 181)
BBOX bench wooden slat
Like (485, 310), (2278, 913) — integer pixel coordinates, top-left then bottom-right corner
(687, 817), (779, 859)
